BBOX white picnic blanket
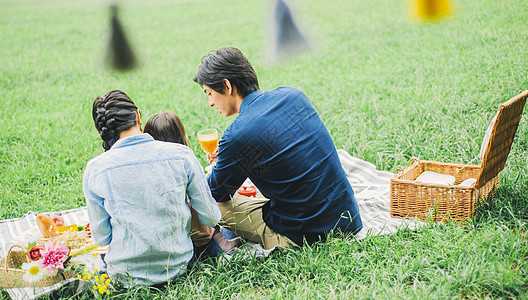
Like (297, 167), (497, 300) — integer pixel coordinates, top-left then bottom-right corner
(336, 149), (423, 239)
(0, 149), (424, 298)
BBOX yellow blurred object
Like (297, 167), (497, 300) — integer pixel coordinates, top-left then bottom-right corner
(69, 243), (99, 257)
(56, 224), (79, 233)
(413, 0), (451, 20)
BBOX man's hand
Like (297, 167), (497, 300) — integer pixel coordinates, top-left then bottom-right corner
(207, 148), (218, 164)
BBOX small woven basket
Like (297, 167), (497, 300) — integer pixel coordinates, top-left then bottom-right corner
(390, 90), (528, 223)
(0, 244), (75, 289)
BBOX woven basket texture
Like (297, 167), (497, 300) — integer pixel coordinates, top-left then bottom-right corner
(390, 90), (527, 223)
(477, 91), (528, 187)
(391, 161), (499, 222)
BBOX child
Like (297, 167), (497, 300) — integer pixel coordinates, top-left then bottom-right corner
(144, 111), (240, 256)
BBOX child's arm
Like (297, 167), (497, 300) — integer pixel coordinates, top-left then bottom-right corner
(185, 150), (222, 227)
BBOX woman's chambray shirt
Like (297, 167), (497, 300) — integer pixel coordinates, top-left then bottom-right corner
(83, 133), (221, 286)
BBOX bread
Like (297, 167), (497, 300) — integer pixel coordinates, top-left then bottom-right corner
(36, 214), (59, 238)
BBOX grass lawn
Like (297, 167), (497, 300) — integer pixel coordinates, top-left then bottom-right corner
(1, 0), (527, 298)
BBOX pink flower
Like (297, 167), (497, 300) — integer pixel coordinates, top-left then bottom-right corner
(38, 241), (70, 274)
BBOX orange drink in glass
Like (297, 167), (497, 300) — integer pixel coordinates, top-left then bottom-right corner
(197, 128), (219, 155)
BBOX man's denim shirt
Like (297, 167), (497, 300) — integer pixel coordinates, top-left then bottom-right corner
(83, 133), (221, 286)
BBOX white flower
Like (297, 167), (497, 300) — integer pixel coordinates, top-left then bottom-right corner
(21, 261), (48, 283)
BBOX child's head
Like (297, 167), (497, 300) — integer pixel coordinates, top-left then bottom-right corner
(144, 111), (189, 146)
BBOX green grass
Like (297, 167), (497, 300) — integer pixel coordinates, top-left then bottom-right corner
(1, 0), (528, 298)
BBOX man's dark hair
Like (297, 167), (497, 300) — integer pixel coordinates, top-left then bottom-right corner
(194, 47), (259, 98)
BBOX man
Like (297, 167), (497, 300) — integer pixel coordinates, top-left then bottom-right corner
(194, 47), (362, 249)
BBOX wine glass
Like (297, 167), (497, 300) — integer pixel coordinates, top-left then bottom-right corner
(197, 128), (219, 155)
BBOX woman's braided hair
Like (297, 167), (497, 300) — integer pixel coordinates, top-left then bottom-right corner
(92, 90), (139, 151)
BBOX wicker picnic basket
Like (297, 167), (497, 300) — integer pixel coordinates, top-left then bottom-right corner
(390, 90), (528, 223)
(0, 244), (75, 289)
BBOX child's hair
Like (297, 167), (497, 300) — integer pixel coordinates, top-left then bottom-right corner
(144, 111), (189, 146)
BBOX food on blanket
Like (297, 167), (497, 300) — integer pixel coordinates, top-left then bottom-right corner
(56, 224), (79, 233)
(51, 215), (64, 226)
(36, 214), (59, 238)
(27, 245), (45, 261)
(36, 226), (91, 251)
(84, 223), (91, 238)
(54, 231), (90, 250)
(51, 215), (64, 227)
(237, 185), (257, 197)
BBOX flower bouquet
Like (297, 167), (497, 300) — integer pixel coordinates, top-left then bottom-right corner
(0, 214), (97, 289)
(0, 242), (77, 288)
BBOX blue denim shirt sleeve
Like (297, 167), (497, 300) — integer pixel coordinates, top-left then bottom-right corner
(207, 135), (247, 202)
(83, 162), (112, 246)
(185, 152), (222, 227)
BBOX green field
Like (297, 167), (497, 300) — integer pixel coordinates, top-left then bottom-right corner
(1, 0), (528, 298)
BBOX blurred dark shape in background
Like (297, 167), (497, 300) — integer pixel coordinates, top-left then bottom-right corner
(106, 4), (137, 71)
(270, 0), (311, 61)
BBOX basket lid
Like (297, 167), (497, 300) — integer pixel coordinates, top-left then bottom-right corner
(475, 90), (528, 188)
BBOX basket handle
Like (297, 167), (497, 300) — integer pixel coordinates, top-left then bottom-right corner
(4, 243), (27, 272)
(391, 165), (404, 175)
(407, 157), (420, 168)
(392, 157), (420, 176)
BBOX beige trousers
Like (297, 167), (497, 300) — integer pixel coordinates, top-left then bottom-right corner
(217, 193), (297, 250)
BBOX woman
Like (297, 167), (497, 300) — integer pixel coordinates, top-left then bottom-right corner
(83, 90), (221, 287)
(143, 111), (240, 255)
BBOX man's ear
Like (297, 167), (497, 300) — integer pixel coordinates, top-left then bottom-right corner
(224, 78), (233, 95)
(136, 109), (142, 127)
